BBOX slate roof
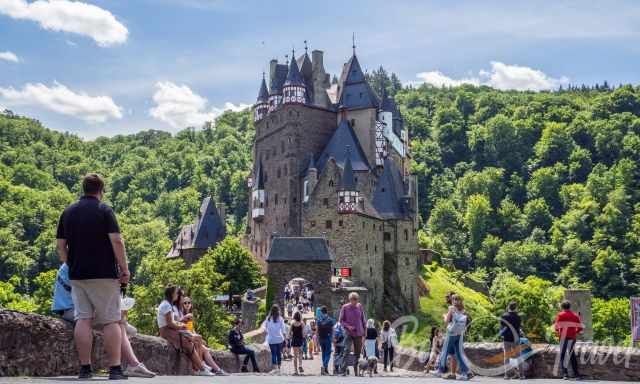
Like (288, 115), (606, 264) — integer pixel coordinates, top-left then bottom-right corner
(256, 75), (269, 103)
(372, 158), (409, 220)
(338, 148), (357, 191)
(167, 196), (226, 258)
(380, 87), (404, 138)
(270, 63), (288, 95)
(316, 119), (370, 173)
(266, 237), (334, 262)
(284, 51), (305, 87)
(337, 54), (379, 110)
(253, 161), (265, 190)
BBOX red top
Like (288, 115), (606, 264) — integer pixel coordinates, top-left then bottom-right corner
(554, 310), (583, 340)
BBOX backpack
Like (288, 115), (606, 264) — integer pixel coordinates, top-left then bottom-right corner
(447, 310), (468, 336)
(318, 317), (334, 339)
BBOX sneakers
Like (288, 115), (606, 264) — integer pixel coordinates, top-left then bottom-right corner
(108, 366), (128, 380)
(78, 365), (93, 379)
(195, 368), (214, 376)
(299, 366), (304, 373)
(124, 363), (156, 378)
(457, 373), (470, 381)
(216, 369), (229, 376)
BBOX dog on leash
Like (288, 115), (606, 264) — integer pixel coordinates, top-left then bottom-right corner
(358, 357), (378, 377)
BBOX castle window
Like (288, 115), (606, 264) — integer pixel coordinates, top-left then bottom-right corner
(362, 221), (365, 229)
(293, 197), (297, 203)
(366, 244), (369, 251)
(373, 224), (376, 230)
(284, 197), (287, 205)
(277, 168), (281, 178)
(310, 220), (316, 227)
(288, 137), (292, 144)
(284, 222), (287, 229)
(404, 229), (409, 241)
(329, 180), (334, 187)
(281, 141), (285, 153)
(375, 245), (378, 252)
(350, 119), (355, 127)
(325, 220), (332, 229)
(339, 220), (343, 227)
(359, 92), (363, 99)
(323, 198), (329, 207)
(354, 177), (358, 183)
(384, 232), (391, 241)
(275, 194), (278, 205)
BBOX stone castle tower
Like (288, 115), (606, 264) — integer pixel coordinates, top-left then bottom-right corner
(247, 46), (419, 317)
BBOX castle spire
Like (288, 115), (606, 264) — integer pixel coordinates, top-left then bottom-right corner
(282, 48), (307, 105)
(253, 72), (269, 121)
(337, 146), (358, 214)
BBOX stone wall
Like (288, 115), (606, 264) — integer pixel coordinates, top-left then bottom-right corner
(392, 341), (640, 381)
(0, 310), (270, 377)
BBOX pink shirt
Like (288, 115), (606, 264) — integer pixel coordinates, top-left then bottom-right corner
(339, 303), (366, 337)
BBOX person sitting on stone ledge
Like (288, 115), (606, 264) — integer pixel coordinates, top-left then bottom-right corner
(158, 284), (212, 376)
(178, 293), (227, 375)
(228, 318), (260, 372)
(51, 261), (157, 378)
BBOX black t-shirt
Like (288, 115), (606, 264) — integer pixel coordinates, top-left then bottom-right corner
(366, 327), (378, 340)
(56, 196), (120, 280)
(228, 329), (244, 350)
(500, 311), (522, 342)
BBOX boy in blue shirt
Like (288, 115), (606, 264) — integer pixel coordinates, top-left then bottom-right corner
(52, 263), (74, 322)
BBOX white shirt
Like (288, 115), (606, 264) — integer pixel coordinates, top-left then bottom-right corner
(380, 328), (399, 348)
(157, 300), (175, 328)
(263, 316), (287, 344)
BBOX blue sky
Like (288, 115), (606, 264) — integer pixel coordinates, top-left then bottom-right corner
(1, 0), (640, 139)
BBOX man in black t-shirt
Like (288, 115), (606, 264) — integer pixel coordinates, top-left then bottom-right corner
(500, 301), (523, 379)
(56, 173), (130, 380)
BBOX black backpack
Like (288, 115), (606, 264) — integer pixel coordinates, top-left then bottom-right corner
(318, 318), (334, 339)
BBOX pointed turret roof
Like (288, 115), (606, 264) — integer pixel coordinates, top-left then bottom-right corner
(192, 197), (226, 249)
(316, 119), (370, 172)
(253, 161), (265, 190)
(338, 148), (357, 191)
(380, 87), (396, 113)
(256, 74), (269, 103)
(284, 49), (305, 87)
(337, 54), (379, 110)
(372, 158), (409, 219)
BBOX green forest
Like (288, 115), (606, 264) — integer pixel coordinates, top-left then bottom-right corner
(1, 79), (639, 345)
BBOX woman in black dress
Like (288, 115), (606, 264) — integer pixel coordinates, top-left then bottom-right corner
(289, 311), (305, 375)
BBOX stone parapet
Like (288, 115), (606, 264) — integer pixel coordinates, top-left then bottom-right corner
(0, 310), (270, 376)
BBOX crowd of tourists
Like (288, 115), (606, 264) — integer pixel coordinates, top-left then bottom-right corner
(424, 291), (585, 381)
(260, 291), (399, 376)
(51, 173), (586, 380)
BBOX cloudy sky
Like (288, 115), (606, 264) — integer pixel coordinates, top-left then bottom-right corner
(1, 0), (640, 139)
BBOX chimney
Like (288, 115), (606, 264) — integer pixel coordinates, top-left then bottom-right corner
(217, 202), (226, 225)
(311, 50), (324, 70)
(269, 59), (278, 90)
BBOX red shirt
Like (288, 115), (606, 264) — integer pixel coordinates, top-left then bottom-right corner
(554, 310), (583, 339)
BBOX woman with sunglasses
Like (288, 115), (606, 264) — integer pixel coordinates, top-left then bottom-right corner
(179, 294), (227, 375)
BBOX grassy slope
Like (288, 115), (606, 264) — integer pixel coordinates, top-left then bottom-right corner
(400, 264), (493, 349)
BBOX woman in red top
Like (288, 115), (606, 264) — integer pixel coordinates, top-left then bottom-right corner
(554, 301), (583, 379)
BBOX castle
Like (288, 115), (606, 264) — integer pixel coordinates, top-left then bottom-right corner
(247, 45), (419, 317)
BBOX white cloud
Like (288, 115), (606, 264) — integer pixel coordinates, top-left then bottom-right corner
(0, 51), (19, 62)
(0, 81), (123, 123)
(414, 62), (569, 91)
(415, 71), (479, 88)
(0, 0), (128, 47)
(149, 81), (249, 129)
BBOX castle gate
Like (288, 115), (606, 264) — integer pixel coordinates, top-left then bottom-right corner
(266, 237), (333, 311)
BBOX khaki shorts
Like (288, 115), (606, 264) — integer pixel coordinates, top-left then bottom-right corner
(70, 279), (121, 325)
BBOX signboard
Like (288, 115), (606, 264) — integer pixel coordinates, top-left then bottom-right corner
(334, 268), (352, 277)
(632, 297), (640, 346)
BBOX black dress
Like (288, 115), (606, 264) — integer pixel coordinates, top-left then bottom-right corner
(291, 323), (304, 347)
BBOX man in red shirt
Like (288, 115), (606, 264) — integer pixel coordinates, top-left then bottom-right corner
(554, 300), (583, 380)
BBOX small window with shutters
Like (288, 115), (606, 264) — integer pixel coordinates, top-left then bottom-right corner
(325, 220), (332, 229)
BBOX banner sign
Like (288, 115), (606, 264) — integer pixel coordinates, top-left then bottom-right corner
(334, 268), (352, 277)
(632, 297), (640, 346)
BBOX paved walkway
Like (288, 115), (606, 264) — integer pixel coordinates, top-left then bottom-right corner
(0, 376), (630, 383)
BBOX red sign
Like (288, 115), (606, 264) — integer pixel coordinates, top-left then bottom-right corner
(334, 268), (352, 277)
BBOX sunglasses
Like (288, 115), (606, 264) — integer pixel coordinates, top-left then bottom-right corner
(184, 301), (192, 305)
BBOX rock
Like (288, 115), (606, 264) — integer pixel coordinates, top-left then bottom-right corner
(0, 310), (270, 376)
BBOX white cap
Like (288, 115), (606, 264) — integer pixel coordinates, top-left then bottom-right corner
(120, 297), (136, 311)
